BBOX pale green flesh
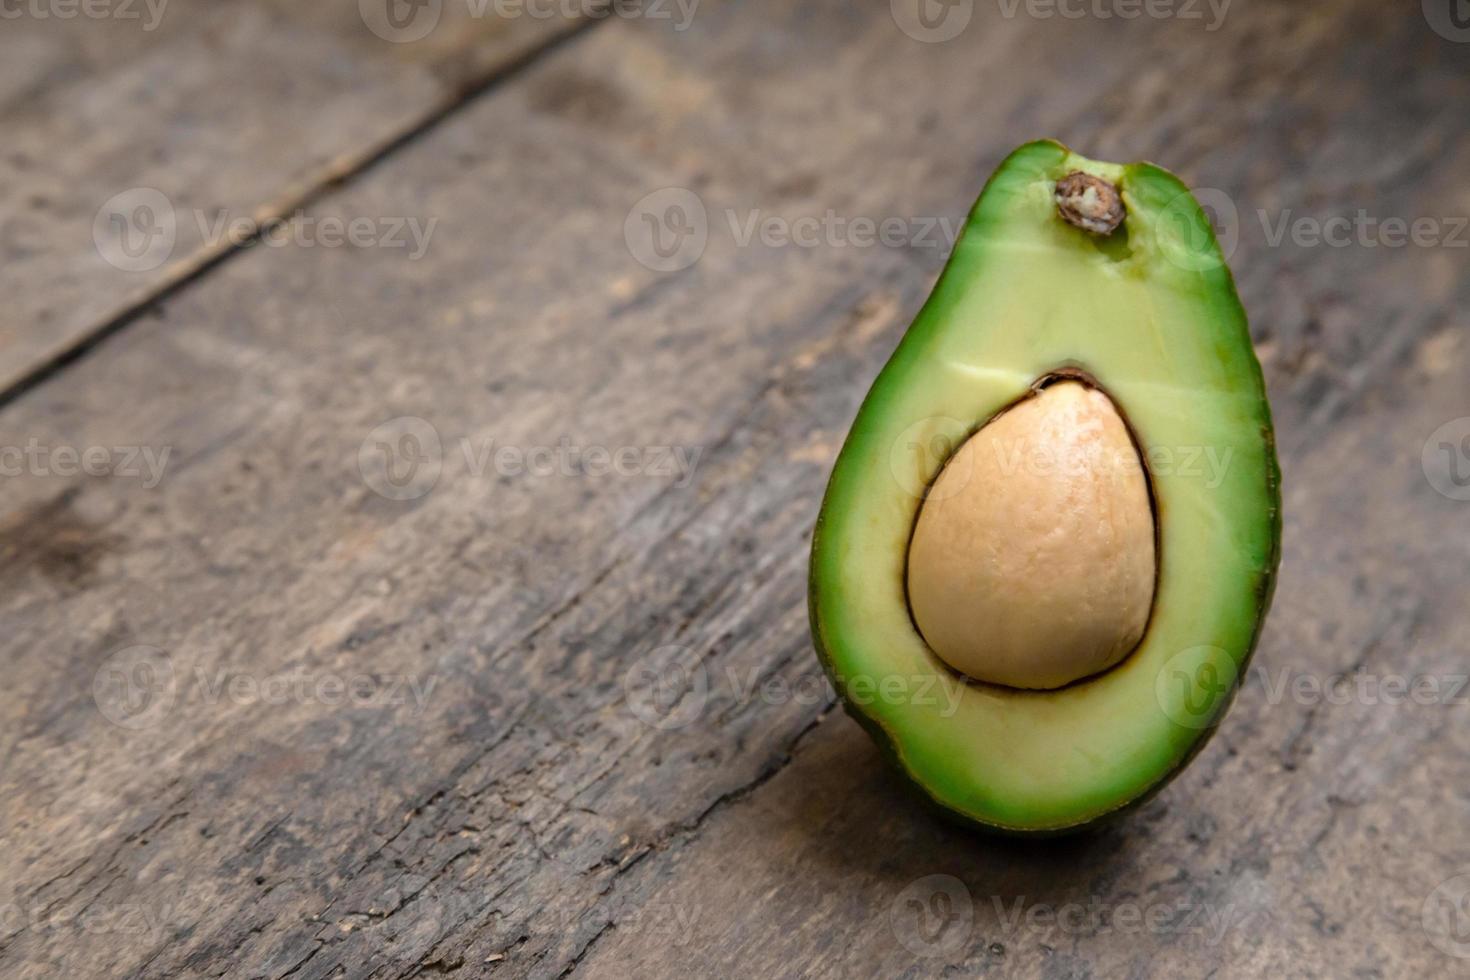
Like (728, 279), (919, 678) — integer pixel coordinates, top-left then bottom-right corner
(810, 141), (1279, 832)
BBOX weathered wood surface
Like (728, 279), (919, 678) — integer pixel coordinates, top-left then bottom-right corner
(2, 1), (1468, 978)
(0, 0), (587, 397)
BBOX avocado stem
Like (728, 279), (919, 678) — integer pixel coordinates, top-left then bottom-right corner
(1055, 172), (1125, 235)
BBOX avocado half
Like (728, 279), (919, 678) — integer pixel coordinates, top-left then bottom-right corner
(808, 140), (1281, 834)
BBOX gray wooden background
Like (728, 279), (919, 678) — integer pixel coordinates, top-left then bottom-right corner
(2, 2), (1468, 977)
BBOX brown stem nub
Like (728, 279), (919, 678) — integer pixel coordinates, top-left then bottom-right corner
(1055, 172), (1124, 236)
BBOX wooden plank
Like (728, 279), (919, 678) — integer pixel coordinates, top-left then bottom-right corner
(1, 1), (1467, 978)
(0, 0), (589, 398)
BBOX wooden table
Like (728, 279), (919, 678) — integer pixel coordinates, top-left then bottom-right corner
(2, 2), (1467, 977)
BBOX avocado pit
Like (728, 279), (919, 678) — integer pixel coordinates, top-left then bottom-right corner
(905, 381), (1156, 690)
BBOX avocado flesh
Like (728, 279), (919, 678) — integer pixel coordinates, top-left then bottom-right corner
(809, 140), (1281, 833)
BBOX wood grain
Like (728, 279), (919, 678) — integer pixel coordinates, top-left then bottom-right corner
(0, 0), (589, 399)
(1, 1), (1467, 978)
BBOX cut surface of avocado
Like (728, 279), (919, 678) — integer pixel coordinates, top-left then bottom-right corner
(808, 140), (1280, 834)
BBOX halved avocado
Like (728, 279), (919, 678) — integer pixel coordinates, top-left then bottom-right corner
(808, 140), (1280, 834)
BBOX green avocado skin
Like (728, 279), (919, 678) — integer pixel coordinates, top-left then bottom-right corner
(807, 139), (1282, 835)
